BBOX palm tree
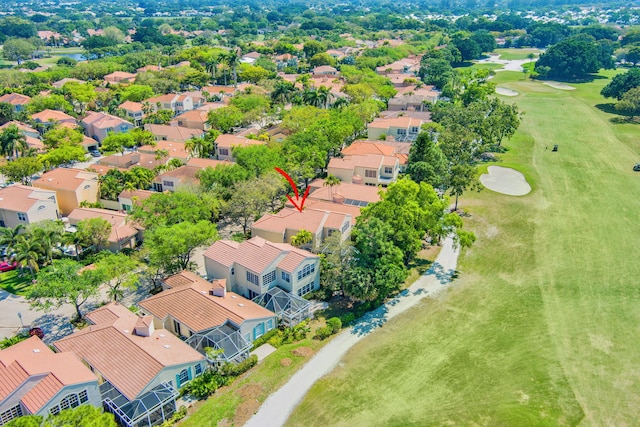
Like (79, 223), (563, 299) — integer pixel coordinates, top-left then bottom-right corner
(0, 125), (28, 159)
(205, 57), (218, 81)
(324, 174), (341, 198)
(0, 224), (25, 255)
(290, 229), (313, 248)
(316, 86), (332, 109)
(185, 137), (206, 158)
(13, 236), (42, 278)
(61, 231), (83, 261)
(271, 81), (296, 105)
(331, 96), (350, 110)
(224, 51), (239, 88)
(31, 227), (62, 265)
(302, 89), (319, 107)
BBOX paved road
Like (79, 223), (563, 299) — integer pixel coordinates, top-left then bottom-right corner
(245, 236), (461, 427)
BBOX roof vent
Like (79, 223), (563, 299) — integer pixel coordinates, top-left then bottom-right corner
(231, 295), (237, 299)
(123, 329), (130, 333)
(238, 303), (245, 307)
(159, 333), (165, 338)
(163, 344), (170, 349)
(32, 349), (41, 353)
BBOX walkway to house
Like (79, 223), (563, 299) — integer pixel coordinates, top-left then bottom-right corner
(244, 236), (461, 427)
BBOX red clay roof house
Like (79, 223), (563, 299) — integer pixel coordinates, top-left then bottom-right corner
(67, 207), (141, 252)
(0, 336), (100, 422)
(31, 109), (76, 126)
(215, 134), (266, 161)
(103, 71), (137, 84)
(54, 303), (204, 402)
(0, 93), (31, 112)
(81, 112), (134, 143)
(307, 177), (382, 206)
(143, 124), (203, 143)
(342, 140), (409, 170)
(0, 184), (60, 228)
(169, 109), (210, 131)
(138, 271), (277, 342)
(153, 165), (200, 192)
(32, 168), (99, 215)
(138, 140), (189, 162)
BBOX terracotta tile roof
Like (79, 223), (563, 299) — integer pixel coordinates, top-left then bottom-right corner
(118, 189), (155, 203)
(252, 208), (349, 238)
(215, 134), (266, 149)
(138, 140), (189, 160)
(156, 165), (200, 184)
(21, 373), (64, 413)
(343, 141), (394, 157)
(171, 109), (208, 124)
(119, 101), (143, 112)
(146, 94), (178, 104)
(0, 184), (56, 213)
(0, 93), (31, 105)
(55, 303), (203, 401)
(87, 164), (128, 177)
(296, 199), (362, 223)
(202, 86), (235, 96)
(0, 336), (97, 412)
(67, 208), (140, 243)
(82, 135), (98, 148)
(104, 71), (136, 81)
(81, 112), (131, 130)
(139, 271), (274, 332)
(313, 65), (337, 73)
(144, 124), (203, 142)
(328, 154), (394, 170)
(26, 135), (45, 151)
(52, 78), (85, 89)
(0, 360), (29, 402)
(186, 158), (233, 169)
(31, 109), (75, 123)
(1, 121), (38, 135)
(205, 237), (317, 275)
(307, 178), (382, 204)
(34, 168), (98, 191)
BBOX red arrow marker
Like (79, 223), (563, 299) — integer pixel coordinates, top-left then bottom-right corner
(275, 167), (309, 213)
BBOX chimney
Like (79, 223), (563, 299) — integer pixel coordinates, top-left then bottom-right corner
(332, 194), (345, 204)
(210, 284), (226, 297)
(351, 175), (363, 185)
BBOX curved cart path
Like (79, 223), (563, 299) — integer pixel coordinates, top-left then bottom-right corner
(245, 236), (461, 427)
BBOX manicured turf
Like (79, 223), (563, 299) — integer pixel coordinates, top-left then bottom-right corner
(0, 270), (33, 296)
(286, 69), (640, 426)
(495, 47), (543, 60)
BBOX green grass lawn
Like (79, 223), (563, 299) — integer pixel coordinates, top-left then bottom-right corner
(495, 47), (543, 60)
(286, 69), (640, 426)
(179, 330), (330, 427)
(0, 270), (33, 296)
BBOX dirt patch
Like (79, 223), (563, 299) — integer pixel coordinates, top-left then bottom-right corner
(496, 87), (518, 97)
(480, 166), (531, 196)
(233, 399), (261, 426)
(237, 384), (263, 400)
(232, 384), (264, 426)
(280, 358), (292, 367)
(292, 347), (314, 357)
(217, 418), (232, 427)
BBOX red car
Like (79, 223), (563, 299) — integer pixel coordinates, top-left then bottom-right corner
(0, 262), (17, 272)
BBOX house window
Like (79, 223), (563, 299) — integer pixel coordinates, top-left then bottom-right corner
(410, 126), (419, 133)
(219, 148), (229, 156)
(365, 170), (377, 178)
(231, 267), (235, 275)
(17, 213), (27, 221)
(384, 167), (393, 174)
(163, 180), (174, 187)
(281, 271), (290, 282)
(297, 282), (315, 296)
(253, 322), (265, 340)
(248, 289), (258, 299)
(262, 270), (276, 286)
(297, 264), (314, 281)
(106, 127), (113, 133)
(246, 271), (259, 286)
(177, 368), (190, 388)
(173, 320), (181, 335)
(397, 129), (407, 135)
(267, 319), (274, 330)
(178, 121), (183, 126)
(48, 390), (87, 416)
(1, 405), (23, 424)
(120, 125), (129, 132)
(122, 204), (132, 212)
(342, 222), (349, 233)
(195, 363), (203, 376)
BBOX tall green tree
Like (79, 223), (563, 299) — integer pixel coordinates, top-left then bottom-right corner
(0, 124), (28, 159)
(615, 87), (640, 120)
(29, 259), (103, 320)
(145, 220), (217, 274)
(535, 34), (600, 80)
(129, 190), (220, 228)
(600, 68), (640, 100)
(0, 156), (43, 185)
(77, 217), (112, 252)
(94, 252), (139, 302)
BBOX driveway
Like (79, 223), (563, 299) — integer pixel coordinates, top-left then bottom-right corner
(244, 236), (461, 427)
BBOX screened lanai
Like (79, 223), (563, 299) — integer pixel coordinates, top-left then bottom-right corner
(252, 287), (311, 326)
(101, 381), (178, 427)
(185, 323), (251, 365)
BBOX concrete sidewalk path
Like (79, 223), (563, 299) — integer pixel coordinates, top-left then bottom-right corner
(245, 236), (461, 427)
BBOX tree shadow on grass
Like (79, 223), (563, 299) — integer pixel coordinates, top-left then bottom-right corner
(595, 103), (618, 115)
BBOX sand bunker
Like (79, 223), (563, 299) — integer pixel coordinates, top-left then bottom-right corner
(496, 87), (519, 97)
(543, 81), (576, 90)
(480, 166), (531, 196)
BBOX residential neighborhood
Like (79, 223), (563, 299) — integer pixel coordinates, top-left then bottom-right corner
(0, 0), (637, 426)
